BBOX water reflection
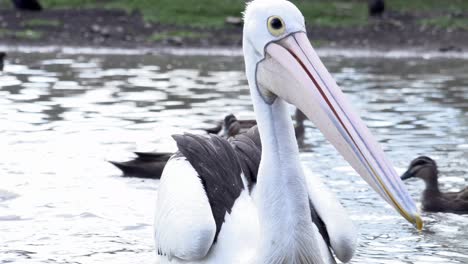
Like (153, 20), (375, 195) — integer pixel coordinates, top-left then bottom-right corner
(0, 52), (467, 263)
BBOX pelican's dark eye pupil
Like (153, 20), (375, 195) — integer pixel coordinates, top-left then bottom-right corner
(267, 16), (285, 36)
(271, 18), (283, 29)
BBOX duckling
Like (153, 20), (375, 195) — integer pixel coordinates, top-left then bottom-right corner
(401, 156), (468, 214)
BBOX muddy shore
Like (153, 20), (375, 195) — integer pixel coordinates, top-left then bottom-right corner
(0, 8), (467, 52)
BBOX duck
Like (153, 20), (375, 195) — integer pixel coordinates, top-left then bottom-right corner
(110, 110), (305, 179)
(11, 0), (42, 11)
(0, 52), (5, 71)
(217, 110), (305, 139)
(401, 156), (468, 214)
(368, 0), (385, 17)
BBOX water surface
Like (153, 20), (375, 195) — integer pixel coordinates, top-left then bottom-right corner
(1, 52), (467, 263)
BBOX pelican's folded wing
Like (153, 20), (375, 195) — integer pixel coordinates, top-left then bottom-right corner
(305, 168), (358, 263)
(154, 133), (245, 261)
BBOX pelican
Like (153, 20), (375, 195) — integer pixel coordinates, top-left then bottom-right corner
(154, 0), (422, 263)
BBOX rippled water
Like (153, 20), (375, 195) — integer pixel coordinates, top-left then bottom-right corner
(1, 52), (467, 263)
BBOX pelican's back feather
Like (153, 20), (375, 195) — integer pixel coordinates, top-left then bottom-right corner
(173, 133), (245, 241)
(229, 126), (261, 189)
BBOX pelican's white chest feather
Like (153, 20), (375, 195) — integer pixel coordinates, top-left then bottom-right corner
(157, 167), (259, 264)
(154, 157), (216, 260)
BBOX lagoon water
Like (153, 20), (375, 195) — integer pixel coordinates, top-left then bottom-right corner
(1, 51), (467, 263)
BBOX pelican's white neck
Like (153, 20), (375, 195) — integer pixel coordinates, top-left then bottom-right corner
(244, 43), (316, 262)
(243, 42), (300, 162)
(243, 42), (301, 164)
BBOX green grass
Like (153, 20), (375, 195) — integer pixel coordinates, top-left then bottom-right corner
(33, 0), (369, 28)
(106, 0), (245, 28)
(389, 0), (468, 12)
(310, 39), (329, 48)
(0, 1), (12, 8)
(421, 16), (468, 30)
(16, 30), (43, 39)
(23, 19), (61, 27)
(108, 0), (369, 28)
(386, 0), (468, 30)
(0, 29), (43, 39)
(14, 0), (468, 30)
(149, 31), (208, 41)
(41, 0), (100, 8)
(298, 2), (367, 27)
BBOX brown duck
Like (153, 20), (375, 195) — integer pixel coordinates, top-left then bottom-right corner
(401, 156), (468, 214)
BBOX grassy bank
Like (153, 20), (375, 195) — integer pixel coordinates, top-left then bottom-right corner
(0, 0), (467, 50)
(33, 0), (465, 29)
(35, 0), (368, 28)
(2, 0), (466, 30)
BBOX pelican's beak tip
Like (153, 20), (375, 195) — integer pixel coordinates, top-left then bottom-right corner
(415, 214), (423, 231)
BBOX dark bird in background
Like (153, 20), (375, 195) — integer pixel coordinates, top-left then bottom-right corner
(401, 156), (468, 214)
(211, 109), (305, 139)
(109, 152), (172, 179)
(208, 113), (257, 138)
(368, 0), (385, 17)
(109, 114), (254, 179)
(110, 110), (306, 179)
(11, 0), (42, 11)
(0, 52), (5, 71)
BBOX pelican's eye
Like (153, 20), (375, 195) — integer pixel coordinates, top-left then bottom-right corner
(267, 16), (285, 36)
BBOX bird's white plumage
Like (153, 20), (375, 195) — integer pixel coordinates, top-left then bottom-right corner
(155, 156), (349, 264)
(156, 169), (260, 264)
(249, 95), (342, 264)
(202, 190), (259, 263)
(304, 167), (358, 262)
(243, 0), (305, 59)
(154, 157), (216, 261)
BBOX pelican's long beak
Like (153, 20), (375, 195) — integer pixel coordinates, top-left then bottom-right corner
(257, 32), (422, 230)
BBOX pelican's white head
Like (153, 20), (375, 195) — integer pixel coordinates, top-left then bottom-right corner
(243, 0), (305, 63)
(242, 0), (423, 230)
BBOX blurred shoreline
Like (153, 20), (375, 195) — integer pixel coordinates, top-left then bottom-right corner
(3, 44), (468, 60)
(0, 8), (467, 53)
